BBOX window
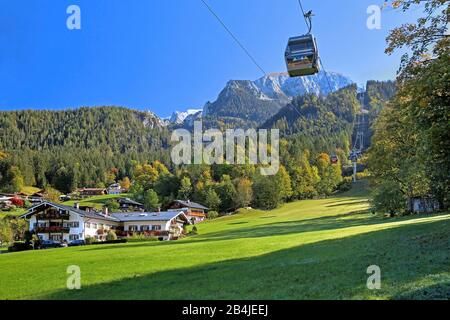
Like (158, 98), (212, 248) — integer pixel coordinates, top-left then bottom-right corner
(92, 223), (98, 229)
(69, 235), (79, 241)
(140, 225), (150, 231)
(85, 222), (91, 228)
(128, 225), (138, 232)
(50, 235), (62, 241)
(66, 222), (79, 228)
(290, 40), (313, 53)
(152, 225), (162, 231)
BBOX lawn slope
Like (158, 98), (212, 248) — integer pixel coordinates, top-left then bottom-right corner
(0, 182), (449, 300)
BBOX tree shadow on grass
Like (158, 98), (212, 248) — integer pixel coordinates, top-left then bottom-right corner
(394, 282), (450, 300)
(83, 212), (448, 253)
(194, 210), (380, 241)
(40, 218), (450, 300)
(325, 200), (369, 208)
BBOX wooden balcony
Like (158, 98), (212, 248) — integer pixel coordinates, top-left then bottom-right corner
(35, 226), (70, 233)
(36, 213), (70, 220)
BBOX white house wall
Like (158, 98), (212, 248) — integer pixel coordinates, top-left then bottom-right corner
(83, 219), (120, 240)
(123, 221), (169, 231)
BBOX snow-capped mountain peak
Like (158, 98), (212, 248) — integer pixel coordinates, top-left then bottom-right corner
(170, 109), (203, 124)
(254, 71), (354, 99)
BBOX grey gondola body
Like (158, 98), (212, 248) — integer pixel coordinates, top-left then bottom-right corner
(285, 34), (320, 77)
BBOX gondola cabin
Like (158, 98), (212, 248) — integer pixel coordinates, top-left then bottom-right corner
(330, 155), (339, 165)
(285, 34), (320, 77)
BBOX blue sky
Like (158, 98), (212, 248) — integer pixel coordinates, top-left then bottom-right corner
(0, 0), (421, 117)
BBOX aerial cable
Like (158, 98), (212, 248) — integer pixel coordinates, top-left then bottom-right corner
(199, 0), (306, 120)
(318, 57), (334, 94)
(297, 1), (334, 95)
(297, 0), (313, 34)
(199, 0), (267, 76)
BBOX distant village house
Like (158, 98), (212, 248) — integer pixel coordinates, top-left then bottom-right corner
(410, 197), (440, 214)
(167, 200), (209, 224)
(108, 183), (125, 195)
(20, 201), (190, 242)
(77, 188), (107, 197)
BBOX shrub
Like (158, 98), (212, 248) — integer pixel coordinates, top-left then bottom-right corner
(371, 181), (406, 217)
(105, 200), (120, 211)
(11, 197), (24, 207)
(207, 211), (219, 220)
(91, 239), (127, 245)
(106, 230), (118, 241)
(127, 234), (158, 242)
(356, 170), (370, 180)
(337, 179), (352, 192)
(85, 236), (97, 245)
(189, 226), (198, 236)
(8, 241), (33, 252)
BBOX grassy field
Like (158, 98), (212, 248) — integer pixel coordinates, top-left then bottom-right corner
(0, 181), (449, 300)
(63, 193), (127, 209)
(20, 186), (41, 196)
(0, 207), (26, 219)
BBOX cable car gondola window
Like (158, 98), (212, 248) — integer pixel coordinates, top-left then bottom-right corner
(289, 40), (313, 53)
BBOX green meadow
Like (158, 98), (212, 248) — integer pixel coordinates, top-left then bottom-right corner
(1, 182), (449, 300)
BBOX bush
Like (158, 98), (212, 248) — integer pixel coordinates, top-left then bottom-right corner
(8, 241), (33, 252)
(106, 230), (118, 241)
(206, 211), (219, 220)
(127, 234), (158, 242)
(188, 226), (198, 236)
(356, 171), (369, 180)
(91, 239), (127, 245)
(85, 236), (97, 245)
(371, 181), (406, 217)
(11, 197), (24, 207)
(337, 179), (352, 192)
(105, 200), (120, 211)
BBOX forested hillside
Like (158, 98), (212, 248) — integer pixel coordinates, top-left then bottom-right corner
(0, 107), (172, 190)
(261, 82), (396, 160)
(0, 81), (391, 201)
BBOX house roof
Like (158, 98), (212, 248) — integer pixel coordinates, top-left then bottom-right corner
(172, 200), (209, 210)
(78, 188), (107, 192)
(111, 211), (190, 223)
(118, 198), (144, 206)
(20, 201), (190, 224)
(20, 201), (120, 222)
